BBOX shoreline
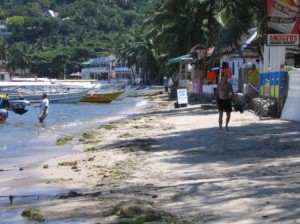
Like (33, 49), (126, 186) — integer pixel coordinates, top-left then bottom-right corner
(0, 88), (167, 222)
(1, 89), (300, 223)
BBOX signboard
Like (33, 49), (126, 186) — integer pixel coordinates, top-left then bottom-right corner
(248, 70), (259, 85)
(267, 0), (299, 46)
(177, 89), (188, 104)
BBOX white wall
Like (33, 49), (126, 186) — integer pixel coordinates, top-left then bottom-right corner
(222, 58), (260, 92)
(262, 45), (286, 73)
(281, 69), (300, 122)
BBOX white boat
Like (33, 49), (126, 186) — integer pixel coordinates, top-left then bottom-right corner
(51, 78), (100, 90)
(0, 81), (92, 103)
(27, 88), (92, 103)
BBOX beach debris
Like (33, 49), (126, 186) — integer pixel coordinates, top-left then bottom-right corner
(252, 97), (277, 118)
(87, 156), (95, 161)
(98, 123), (117, 130)
(106, 199), (180, 223)
(0, 168), (11, 172)
(118, 133), (134, 138)
(131, 116), (143, 121)
(55, 190), (102, 199)
(82, 130), (96, 139)
(156, 101), (172, 110)
(19, 167), (24, 171)
(58, 161), (77, 167)
(56, 136), (73, 146)
(56, 190), (82, 199)
(115, 138), (154, 152)
(85, 191), (102, 197)
(21, 208), (45, 222)
(84, 147), (97, 152)
(110, 199), (159, 218)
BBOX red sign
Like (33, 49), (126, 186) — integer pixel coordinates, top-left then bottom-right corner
(267, 0), (300, 46)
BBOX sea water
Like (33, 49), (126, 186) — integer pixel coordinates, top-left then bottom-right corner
(0, 96), (147, 165)
(0, 95), (152, 216)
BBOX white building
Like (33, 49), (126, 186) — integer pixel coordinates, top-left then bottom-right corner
(81, 56), (134, 83)
(0, 20), (12, 39)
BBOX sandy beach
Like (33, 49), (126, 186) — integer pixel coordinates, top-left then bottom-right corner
(2, 89), (300, 223)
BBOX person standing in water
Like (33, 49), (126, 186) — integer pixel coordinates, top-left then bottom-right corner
(216, 73), (235, 132)
(39, 93), (49, 123)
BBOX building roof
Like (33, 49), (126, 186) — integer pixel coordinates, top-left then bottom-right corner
(45, 10), (59, 18)
(167, 54), (193, 64)
(241, 28), (258, 51)
(81, 61), (90, 65)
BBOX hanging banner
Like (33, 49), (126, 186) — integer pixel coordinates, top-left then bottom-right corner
(266, 0), (299, 46)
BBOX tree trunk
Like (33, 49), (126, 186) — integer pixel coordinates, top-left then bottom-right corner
(130, 66), (136, 84)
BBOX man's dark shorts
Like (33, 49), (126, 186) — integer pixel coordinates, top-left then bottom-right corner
(218, 98), (232, 112)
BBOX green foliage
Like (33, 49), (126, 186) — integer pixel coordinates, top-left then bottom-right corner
(26, 3), (44, 17)
(0, 0), (264, 82)
(0, 9), (6, 19)
(1, 0), (153, 77)
(6, 16), (25, 31)
(283, 66), (293, 73)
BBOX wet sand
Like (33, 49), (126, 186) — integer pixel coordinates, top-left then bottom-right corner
(1, 90), (300, 223)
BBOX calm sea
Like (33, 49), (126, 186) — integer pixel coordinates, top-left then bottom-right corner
(0, 94), (151, 203)
(0, 95), (149, 164)
(0, 92), (155, 223)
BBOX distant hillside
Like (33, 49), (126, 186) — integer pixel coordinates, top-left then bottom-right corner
(0, 0), (157, 77)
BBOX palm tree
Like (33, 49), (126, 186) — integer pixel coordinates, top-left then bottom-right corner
(144, 0), (263, 67)
(146, 0), (219, 58)
(33, 37), (49, 51)
(210, 0), (263, 63)
(118, 31), (139, 84)
(0, 39), (11, 68)
(8, 42), (32, 76)
(118, 26), (165, 84)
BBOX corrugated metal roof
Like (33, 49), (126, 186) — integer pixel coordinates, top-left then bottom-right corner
(167, 54), (192, 64)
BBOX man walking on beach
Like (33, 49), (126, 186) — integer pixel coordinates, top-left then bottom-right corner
(216, 73), (235, 132)
(38, 93), (49, 123)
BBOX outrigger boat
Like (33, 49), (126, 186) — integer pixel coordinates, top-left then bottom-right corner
(0, 81), (93, 103)
(0, 94), (30, 122)
(80, 90), (124, 103)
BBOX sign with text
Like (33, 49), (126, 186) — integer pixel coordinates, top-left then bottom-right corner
(267, 0), (299, 46)
(177, 89), (188, 104)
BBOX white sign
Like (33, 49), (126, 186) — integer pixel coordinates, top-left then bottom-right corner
(177, 89), (188, 104)
(267, 34), (299, 46)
